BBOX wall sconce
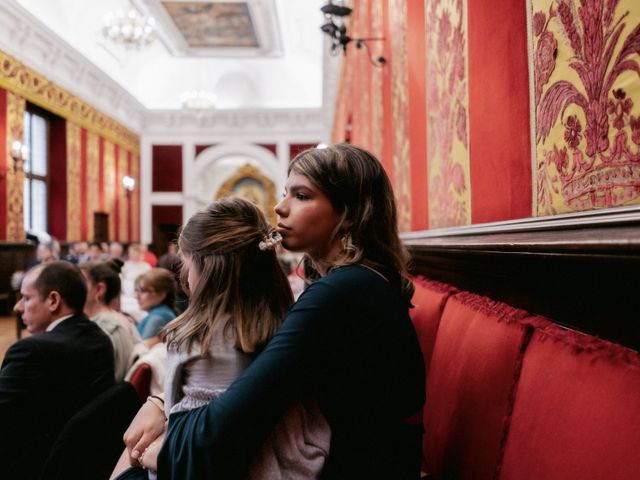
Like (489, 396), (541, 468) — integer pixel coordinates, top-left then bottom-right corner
(122, 175), (136, 192)
(320, 1), (386, 67)
(1, 140), (27, 179)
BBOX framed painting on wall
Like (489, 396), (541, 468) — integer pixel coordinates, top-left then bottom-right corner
(215, 163), (277, 226)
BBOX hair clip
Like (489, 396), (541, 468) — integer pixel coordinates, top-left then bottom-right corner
(259, 231), (283, 251)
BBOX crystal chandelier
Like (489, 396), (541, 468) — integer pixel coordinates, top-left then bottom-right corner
(180, 90), (218, 110)
(102, 7), (156, 49)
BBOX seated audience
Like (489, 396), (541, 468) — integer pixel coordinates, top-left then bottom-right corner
(0, 261), (114, 480)
(156, 243), (188, 314)
(121, 244), (152, 322)
(88, 242), (109, 262)
(109, 241), (125, 260)
(134, 268), (177, 347)
(80, 260), (142, 381)
(141, 243), (158, 267)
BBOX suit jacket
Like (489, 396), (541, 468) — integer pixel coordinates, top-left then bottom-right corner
(0, 313), (115, 480)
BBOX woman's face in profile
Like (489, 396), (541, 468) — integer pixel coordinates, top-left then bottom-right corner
(274, 172), (343, 261)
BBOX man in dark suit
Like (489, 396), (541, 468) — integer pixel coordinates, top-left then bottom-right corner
(0, 260), (115, 480)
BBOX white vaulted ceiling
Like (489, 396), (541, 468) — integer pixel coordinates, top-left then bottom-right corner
(1, 0), (335, 132)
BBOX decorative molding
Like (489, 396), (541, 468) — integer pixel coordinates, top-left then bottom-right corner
(405, 207), (640, 350)
(402, 205), (640, 242)
(0, 0), (145, 135)
(143, 108), (328, 137)
(0, 50), (140, 154)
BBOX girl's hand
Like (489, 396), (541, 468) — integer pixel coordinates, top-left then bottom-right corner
(123, 399), (166, 465)
(139, 433), (165, 472)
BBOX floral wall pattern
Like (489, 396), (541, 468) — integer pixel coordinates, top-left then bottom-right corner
(533, 0), (640, 214)
(389, 0), (413, 231)
(426, 0), (471, 228)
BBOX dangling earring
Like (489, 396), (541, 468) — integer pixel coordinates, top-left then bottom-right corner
(341, 231), (355, 252)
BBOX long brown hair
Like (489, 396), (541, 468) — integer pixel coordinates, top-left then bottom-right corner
(289, 143), (413, 301)
(164, 197), (293, 355)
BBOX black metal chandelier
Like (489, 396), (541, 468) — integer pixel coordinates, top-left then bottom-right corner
(320, 1), (386, 67)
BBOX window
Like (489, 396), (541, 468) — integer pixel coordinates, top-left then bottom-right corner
(23, 109), (49, 233)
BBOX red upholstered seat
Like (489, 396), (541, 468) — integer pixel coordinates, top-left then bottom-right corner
(128, 362), (152, 403)
(409, 276), (457, 376)
(499, 323), (640, 480)
(422, 292), (534, 480)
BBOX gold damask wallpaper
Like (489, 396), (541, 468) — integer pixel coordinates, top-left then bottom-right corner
(533, 0), (640, 214)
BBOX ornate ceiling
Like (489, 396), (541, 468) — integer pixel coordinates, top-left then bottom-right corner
(5, 0), (328, 115)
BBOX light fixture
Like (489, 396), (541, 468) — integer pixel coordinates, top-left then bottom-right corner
(320, 1), (386, 67)
(1, 140), (27, 179)
(180, 90), (218, 111)
(122, 175), (136, 192)
(102, 5), (156, 49)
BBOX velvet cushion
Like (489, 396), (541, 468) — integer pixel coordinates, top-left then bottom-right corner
(409, 276), (457, 376)
(499, 324), (640, 480)
(423, 292), (532, 480)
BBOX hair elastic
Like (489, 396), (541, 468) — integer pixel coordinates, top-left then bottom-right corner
(259, 231), (283, 251)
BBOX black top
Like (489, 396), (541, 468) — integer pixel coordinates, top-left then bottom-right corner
(0, 314), (115, 480)
(159, 265), (425, 479)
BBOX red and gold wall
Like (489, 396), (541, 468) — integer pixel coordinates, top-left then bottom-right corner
(334, 0), (640, 231)
(0, 50), (140, 243)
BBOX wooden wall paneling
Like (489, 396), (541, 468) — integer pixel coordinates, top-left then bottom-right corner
(405, 218), (640, 351)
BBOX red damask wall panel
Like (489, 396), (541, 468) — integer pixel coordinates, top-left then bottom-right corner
(49, 119), (67, 241)
(407, 0), (428, 230)
(195, 144), (214, 157)
(467, 0), (532, 223)
(152, 145), (183, 192)
(289, 143), (318, 160)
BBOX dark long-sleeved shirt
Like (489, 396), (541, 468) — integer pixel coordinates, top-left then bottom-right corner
(159, 265), (425, 479)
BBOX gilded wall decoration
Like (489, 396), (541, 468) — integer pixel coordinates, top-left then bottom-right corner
(216, 163), (276, 226)
(86, 131), (100, 242)
(66, 122), (82, 240)
(118, 150), (129, 242)
(103, 141), (116, 242)
(5, 92), (25, 241)
(533, 0), (640, 214)
(426, 0), (471, 228)
(389, 0), (412, 232)
(131, 155), (140, 242)
(0, 50), (139, 154)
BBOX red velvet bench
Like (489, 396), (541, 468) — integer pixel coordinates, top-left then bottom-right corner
(410, 276), (640, 480)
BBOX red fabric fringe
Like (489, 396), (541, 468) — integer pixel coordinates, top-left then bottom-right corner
(411, 275), (459, 296)
(532, 318), (640, 368)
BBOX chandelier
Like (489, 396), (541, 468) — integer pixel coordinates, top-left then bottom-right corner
(180, 90), (218, 110)
(102, 7), (156, 49)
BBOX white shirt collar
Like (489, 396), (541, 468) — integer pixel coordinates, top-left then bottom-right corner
(46, 314), (74, 332)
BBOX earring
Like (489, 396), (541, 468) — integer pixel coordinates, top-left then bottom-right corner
(341, 232), (355, 252)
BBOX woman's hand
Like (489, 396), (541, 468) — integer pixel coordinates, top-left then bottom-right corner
(123, 399), (167, 465)
(139, 432), (165, 472)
